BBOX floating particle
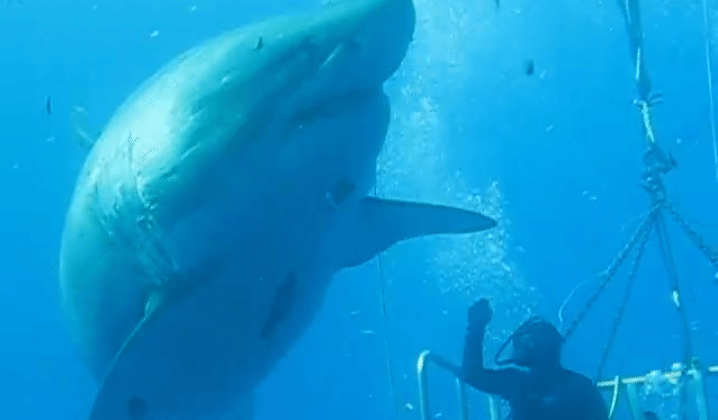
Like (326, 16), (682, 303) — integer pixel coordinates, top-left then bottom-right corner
(524, 59), (535, 76)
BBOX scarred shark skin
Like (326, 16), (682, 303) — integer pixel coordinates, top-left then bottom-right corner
(59, 0), (496, 419)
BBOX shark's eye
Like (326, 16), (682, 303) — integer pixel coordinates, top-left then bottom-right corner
(327, 179), (356, 208)
(127, 396), (146, 420)
(296, 36), (320, 62)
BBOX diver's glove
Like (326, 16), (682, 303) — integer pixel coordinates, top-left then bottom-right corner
(463, 298), (493, 369)
(467, 298), (493, 333)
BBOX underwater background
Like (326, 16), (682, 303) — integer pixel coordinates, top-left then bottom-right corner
(1, 0), (718, 419)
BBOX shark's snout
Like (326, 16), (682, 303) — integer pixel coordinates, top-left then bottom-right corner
(256, 0), (416, 133)
(313, 0), (416, 92)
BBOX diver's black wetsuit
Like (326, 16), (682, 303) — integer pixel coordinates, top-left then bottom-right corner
(462, 326), (609, 420)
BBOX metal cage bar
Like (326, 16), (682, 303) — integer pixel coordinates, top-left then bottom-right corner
(594, 357), (718, 420)
(416, 350), (717, 420)
(417, 350), (501, 420)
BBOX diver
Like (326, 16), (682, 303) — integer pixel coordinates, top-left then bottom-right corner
(462, 298), (609, 420)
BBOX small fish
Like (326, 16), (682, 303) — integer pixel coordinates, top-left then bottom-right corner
(524, 60), (535, 76)
(45, 96), (52, 115)
(255, 37), (263, 50)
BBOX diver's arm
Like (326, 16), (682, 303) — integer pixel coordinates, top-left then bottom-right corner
(461, 324), (522, 397)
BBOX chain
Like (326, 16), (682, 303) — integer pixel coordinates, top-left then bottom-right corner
(561, 206), (657, 341)
(557, 0), (718, 399)
(595, 222), (653, 380)
(663, 201), (718, 271)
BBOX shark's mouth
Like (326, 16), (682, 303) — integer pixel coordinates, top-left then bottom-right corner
(290, 86), (384, 129)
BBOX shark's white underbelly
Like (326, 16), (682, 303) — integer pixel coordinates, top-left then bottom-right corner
(102, 223), (334, 419)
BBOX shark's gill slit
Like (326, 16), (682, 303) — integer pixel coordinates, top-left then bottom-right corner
(293, 87), (381, 127)
(260, 271), (298, 339)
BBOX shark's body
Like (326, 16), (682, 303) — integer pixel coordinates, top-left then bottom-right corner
(58, 0), (496, 419)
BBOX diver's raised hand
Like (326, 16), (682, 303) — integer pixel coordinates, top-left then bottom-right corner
(467, 298), (493, 329)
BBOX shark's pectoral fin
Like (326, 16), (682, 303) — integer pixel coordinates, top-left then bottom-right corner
(87, 254), (227, 420)
(88, 310), (156, 420)
(326, 197), (497, 269)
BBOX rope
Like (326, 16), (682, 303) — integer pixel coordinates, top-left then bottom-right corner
(636, 99), (658, 145)
(376, 254), (402, 420)
(700, 0), (718, 181)
(628, 14), (695, 418)
(628, 14), (695, 413)
(373, 185), (402, 420)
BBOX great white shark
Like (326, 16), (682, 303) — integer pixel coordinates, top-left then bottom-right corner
(59, 0), (497, 419)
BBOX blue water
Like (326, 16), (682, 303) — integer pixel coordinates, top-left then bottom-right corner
(2, 0), (718, 419)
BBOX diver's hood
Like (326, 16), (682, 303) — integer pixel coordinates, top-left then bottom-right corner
(494, 316), (563, 367)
